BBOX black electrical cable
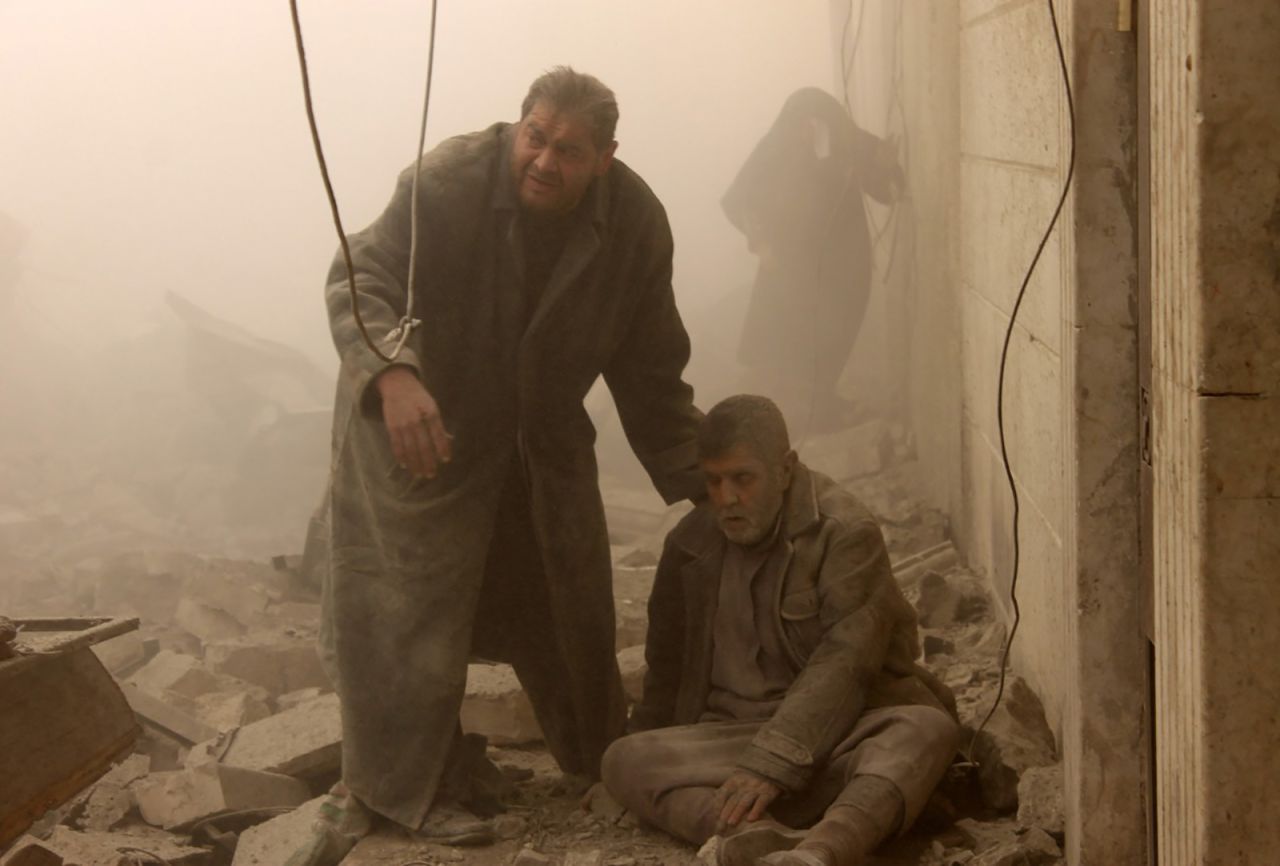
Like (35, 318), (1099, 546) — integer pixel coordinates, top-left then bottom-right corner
(288, 0), (439, 363)
(967, 0), (1076, 760)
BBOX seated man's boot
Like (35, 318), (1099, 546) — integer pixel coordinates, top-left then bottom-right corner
(718, 818), (808, 866)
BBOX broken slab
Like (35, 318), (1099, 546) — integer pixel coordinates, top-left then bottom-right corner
(970, 678), (1057, 813)
(133, 762), (310, 830)
(7, 825), (210, 866)
(1016, 764), (1065, 838)
(77, 755), (151, 833)
(126, 650), (221, 700)
(799, 420), (891, 482)
(173, 598), (247, 645)
(203, 633), (330, 698)
(187, 692), (342, 780)
(90, 632), (159, 677)
(228, 795), (327, 866)
(460, 663), (542, 745)
(617, 645), (647, 705)
(277, 686), (325, 712)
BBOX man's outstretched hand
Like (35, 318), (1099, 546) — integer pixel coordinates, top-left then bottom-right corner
(713, 770), (783, 834)
(375, 366), (452, 479)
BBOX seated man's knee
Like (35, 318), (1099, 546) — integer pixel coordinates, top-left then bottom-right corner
(601, 733), (647, 801)
(897, 704), (962, 762)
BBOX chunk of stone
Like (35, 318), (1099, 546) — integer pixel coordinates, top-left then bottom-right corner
(1016, 764), (1065, 837)
(203, 634), (330, 698)
(127, 650), (221, 699)
(133, 762), (311, 830)
(799, 420), (890, 481)
(91, 632), (159, 676)
(971, 827), (1062, 865)
(922, 634), (955, 659)
(77, 754), (152, 832)
(582, 782), (626, 823)
(30, 826), (208, 865)
(460, 663), (542, 745)
(187, 692), (342, 780)
(277, 686), (326, 712)
(512, 847), (553, 866)
(970, 678), (1057, 813)
(616, 645), (647, 705)
(564, 850), (603, 866)
(174, 598), (247, 645)
(181, 687), (273, 731)
(229, 795), (328, 866)
(614, 599), (648, 651)
(0, 837), (64, 865)
(915, 571), (962, 628)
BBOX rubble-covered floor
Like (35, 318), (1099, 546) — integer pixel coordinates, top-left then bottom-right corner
(2, 420), (1066, 866)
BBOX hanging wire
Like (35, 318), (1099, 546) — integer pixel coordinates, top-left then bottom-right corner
(287, 0), (439, 363)
(966, 0), (1077, 761)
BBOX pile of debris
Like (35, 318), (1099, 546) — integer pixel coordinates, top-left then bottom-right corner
(1, 417), (1067, 866)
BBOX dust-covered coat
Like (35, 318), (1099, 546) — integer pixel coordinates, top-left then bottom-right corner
(631, 464), (954, 792)
(317, 123), (703, 829)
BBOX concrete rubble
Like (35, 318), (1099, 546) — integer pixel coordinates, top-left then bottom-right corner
(1, 407), (1069, 866)
(132, 762), (311, 830)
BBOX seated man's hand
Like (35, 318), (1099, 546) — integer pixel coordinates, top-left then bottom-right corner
(713, 770), (783, 834)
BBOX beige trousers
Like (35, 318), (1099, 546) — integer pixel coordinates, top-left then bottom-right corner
(601, 705), (959, 845)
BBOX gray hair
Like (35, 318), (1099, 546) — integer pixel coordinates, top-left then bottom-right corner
(697, 395), (792, 463)
(520, 66), (619, 149)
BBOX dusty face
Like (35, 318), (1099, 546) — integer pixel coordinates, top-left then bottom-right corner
(702, 443), (796, 546)
(509, 100), (616, 216)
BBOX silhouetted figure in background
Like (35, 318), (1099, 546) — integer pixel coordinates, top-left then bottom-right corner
(722, 88), (902, 432)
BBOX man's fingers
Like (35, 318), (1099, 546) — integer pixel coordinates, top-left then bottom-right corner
(746, 794), (772, 823)
(726, 793), (755, 828)
(407, 422), (439, 479)
(424, 411), (452, 465)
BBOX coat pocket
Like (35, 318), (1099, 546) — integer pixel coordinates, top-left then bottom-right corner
(780, 589), (823, 661)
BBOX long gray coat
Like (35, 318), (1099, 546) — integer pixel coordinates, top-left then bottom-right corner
(317, 123), (703, 829)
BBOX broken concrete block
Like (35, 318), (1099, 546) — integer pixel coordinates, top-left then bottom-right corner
(971, 827), (1062, 866)
(512, 847), (553, 866)
(277, 686), (325, 712)
(616, 645), (647, 705)
(922, 633), (956, 660)
(91, 631), (159, 676)
(127, 650), (221, 699)
(0, 836), (64, 866)
(564, 850), (604, 866)
(188, 692), (342, 780)
(229, 795), (327, 866)
(77, 754), (151, 832)
(203, 633), (330, 698)
(174, 597), (247, 645)
(1016, 764), (1065, 837)
(133, 762), (311, 830)
(915, 571), (962, 628)
(35, 826), (208, 865)
(800, 420), (890, 482)
(582, 782), (626, 823)
(182, 687), (273, 731)
(970, 678), (1057, 813)
(460, 663), (542, 745)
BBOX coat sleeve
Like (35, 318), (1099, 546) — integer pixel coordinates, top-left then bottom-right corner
(849, 123), (899, 206)
(602, 210), (704, 505)
(325, 167), (424, 416)
(628, 533), (688, 732)
(735, 519), (904, 791)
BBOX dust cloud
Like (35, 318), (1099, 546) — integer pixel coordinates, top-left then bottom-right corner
(0, 1), (841, 560)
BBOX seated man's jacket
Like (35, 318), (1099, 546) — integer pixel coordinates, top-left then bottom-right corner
(631, 463), (956, 792)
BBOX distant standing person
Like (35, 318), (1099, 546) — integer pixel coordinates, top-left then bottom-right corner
(721, 88), (902, 431)
(312, 67), (703, 849)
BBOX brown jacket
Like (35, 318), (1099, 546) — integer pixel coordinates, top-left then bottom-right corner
(632, 464), (955, 791)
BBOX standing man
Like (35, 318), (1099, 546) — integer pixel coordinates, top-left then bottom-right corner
(602, 395), (957, 866)
(317, 67), (703, 843)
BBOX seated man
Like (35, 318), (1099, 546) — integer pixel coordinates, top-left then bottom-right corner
(602, 395), (958, 866)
